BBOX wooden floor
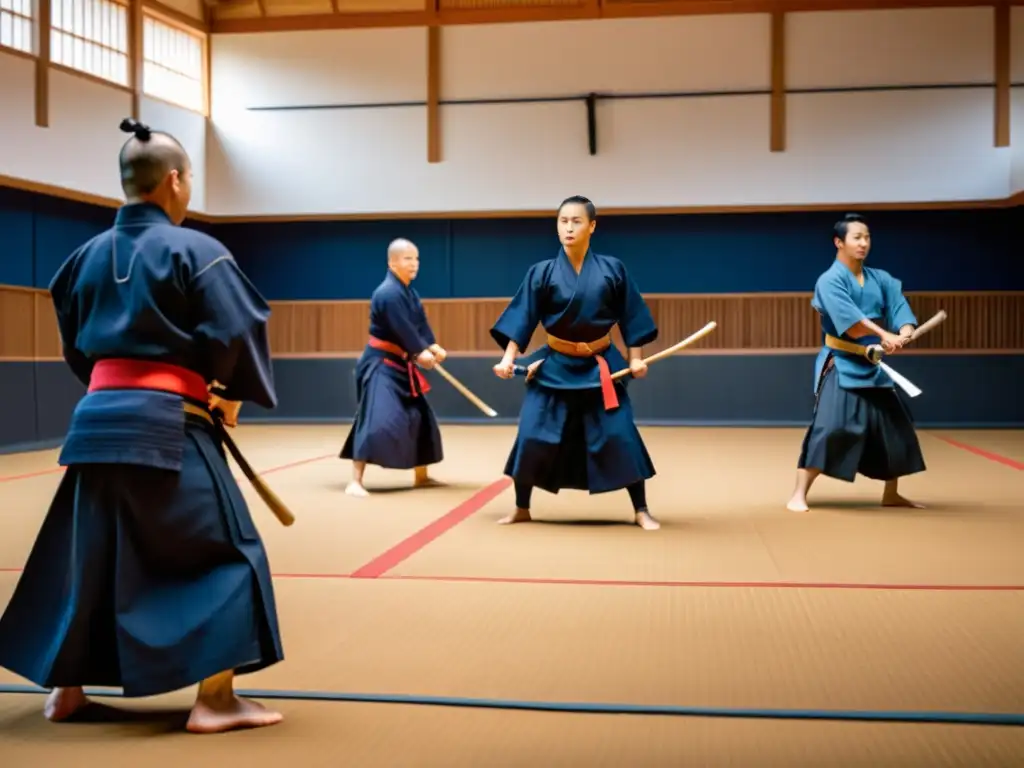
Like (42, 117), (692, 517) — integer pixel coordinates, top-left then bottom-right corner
(1, 424), (1023, 766)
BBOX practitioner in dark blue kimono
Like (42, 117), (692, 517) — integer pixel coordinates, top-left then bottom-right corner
(491, 196), (661, 530)
(787, 213), (926, 512)
(340, 238), (446, 496)
(0, 118), (285, 734)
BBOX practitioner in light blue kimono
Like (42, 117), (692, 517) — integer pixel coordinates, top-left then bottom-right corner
(787, 213), (926, 512)
(491, 196), (661, 530)
(0, 119), (284, 734)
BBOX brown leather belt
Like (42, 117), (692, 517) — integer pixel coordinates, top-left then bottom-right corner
(825, 334), (883, 364)
(546, 333), (619, 411)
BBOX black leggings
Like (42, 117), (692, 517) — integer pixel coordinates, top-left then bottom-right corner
(514, 480), (647, 512)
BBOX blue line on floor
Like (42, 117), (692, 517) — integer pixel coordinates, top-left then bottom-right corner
(0, 684), (1022, 726)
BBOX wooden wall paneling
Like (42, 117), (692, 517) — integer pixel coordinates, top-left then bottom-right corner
(0, 287), (38, 359)
(261, 292), (1024, 356)
(6, 288), (1021, 360)
(32, 291), (62, 358)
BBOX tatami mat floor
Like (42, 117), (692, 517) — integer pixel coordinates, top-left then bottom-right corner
(1, 424), (1022, 765)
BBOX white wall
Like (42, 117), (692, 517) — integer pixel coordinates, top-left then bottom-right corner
(1012, 7), (1024, 195)
(208, 7), (1020, 217)
(0, 51), (208, 211)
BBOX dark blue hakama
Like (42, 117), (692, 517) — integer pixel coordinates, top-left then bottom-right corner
(797, 261), (927, 483)
(340, 348), (443, 470)
(798, 358), (926, 482)
(504, 383), (654, 494)
(0, 410), (283, 697)
(340, 271), (444, 470)
(0, 202), (285, 697)
(493, 249), (658, 497)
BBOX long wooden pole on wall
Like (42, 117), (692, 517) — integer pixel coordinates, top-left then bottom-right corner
(34, 0), (51, 128)
(770, 10), (785, 153)
(427, 23), (441, 163)
(994, 1), (1010, 148)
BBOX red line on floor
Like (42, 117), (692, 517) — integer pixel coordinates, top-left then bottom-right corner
(349, 477), (513, 579)
(272, 573), (352, 579)
(377, 573), (1024, 592)
(0, 449), (335, 485)
(933, 435), (1024, 471)
(256, 452), (337, 476)
(0, 467), (65, 483)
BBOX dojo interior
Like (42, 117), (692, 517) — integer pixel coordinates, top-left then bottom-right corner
(2, 1), (1024, 764)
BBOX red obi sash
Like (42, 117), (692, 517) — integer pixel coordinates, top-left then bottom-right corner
(368, 336), (431, 397)
(88, 358), (209, 403)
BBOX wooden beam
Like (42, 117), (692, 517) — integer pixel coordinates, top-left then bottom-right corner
(128, 0), (144, 119)
(34, 0), (51, 128)
(994, 1), (1010, 148)
(770, 10), (785, 152)
(210, 0), (1024, 34)
(427, 24), (441, 163)
(142, 0), (208, 33)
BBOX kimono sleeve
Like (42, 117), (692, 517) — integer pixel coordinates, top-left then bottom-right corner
(48, 249), (93, 387)
(189, 252), (278, 409)
(412, 294), (437, 347)
(614, 261), (658, 348)
(879, 270), (917, 332)
(812, 270), (866, 337)
(380, 289), (433, 355)
(490, 263), (544, 352)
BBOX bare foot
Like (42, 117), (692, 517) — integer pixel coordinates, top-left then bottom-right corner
(345, 481), (369, 497)
(498, 508), (531, 525)
(186, 696), (284, 735)
(882, 493), (925, 509)
(44, 687), (90, 722)
(414, 476), (444, 488)
(634, 511), (660, 530)
(786, 495), (810, 512)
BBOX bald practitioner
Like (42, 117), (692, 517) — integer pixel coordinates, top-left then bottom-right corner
(340, 239), (447, 495)
(0, 118), (284, 734)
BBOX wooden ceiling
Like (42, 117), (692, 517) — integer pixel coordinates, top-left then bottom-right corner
(207, 0), (1020, 34)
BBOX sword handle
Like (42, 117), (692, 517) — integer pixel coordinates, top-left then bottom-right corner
(865, 344), (884, 364)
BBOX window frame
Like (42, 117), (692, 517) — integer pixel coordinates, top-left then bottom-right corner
(0, 0), (36, 58)
(0, 0), (209, 116)
(140, 6), (208, 117)
(48, 0), (131, 88)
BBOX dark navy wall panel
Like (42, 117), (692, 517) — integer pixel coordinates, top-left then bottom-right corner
(0, 363), (39, 450)
(0, 188), (35, 286)
(216, 219), (453, 300)
(4, 354), (1021, 455)
(220, 208), (1021, 300)
(32, 197), (115, 287)
(35, 363), (86, 442)
(449, 218), (558, 297)
(2, 185), (1023, 453)
(240, 354), (1024, 429)
(591, 209), (1019, 294)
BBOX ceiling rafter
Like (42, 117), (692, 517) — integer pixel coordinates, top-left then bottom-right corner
(207, 0), (1019, 35)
